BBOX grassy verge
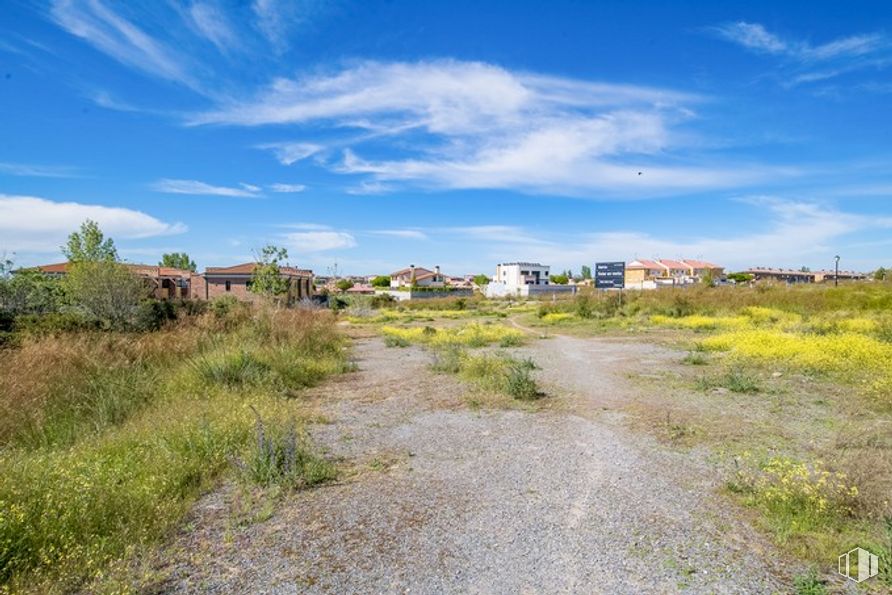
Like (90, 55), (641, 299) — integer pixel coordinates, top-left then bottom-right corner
(430, 347), (543, 403)
(0, 306), (348, 592)
(380, 322), (524, 348)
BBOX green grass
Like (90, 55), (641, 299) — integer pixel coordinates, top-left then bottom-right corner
(430, 347), (542, 401)
(0, 308), (348, 592)
(696, 369), (762, 393)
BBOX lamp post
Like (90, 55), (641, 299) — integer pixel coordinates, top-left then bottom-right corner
(834, 255), (840, 287)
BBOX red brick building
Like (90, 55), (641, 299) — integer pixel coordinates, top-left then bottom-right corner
(190, 263), (314, 303)
(33, 262), (192, 299)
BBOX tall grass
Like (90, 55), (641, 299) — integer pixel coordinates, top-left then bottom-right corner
(380, 322), (524, 348)
(0, 306), (347, 591)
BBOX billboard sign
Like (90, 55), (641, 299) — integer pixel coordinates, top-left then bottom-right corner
(595, 262), (625, 289)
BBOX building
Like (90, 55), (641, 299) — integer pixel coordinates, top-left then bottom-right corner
(190, 263), (313, 302)
(743, 268), (866, 284)
(389, 265), (447, 288)
(485, 262), (576, 297)
(30, 262), (192, 299)
(625, 258), (724, 289)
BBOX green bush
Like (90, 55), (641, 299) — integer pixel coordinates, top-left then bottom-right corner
(13, 312), (93, 336)
(238, 410), (336, 488)
(134, 300), (176, 331)
(505, 362), (541, 400)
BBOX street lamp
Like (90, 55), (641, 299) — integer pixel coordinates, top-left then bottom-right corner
(834, 255), (840, 287)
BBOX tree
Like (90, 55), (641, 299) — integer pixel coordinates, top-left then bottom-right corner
(62, 219), (118, 263)
(249, 245), (291, 301)
(727, 272), (754, 283)
(473, 274), (490, 287)
(160, 252), (196, 272)
(336, 279), (354, 292)
(874, 267), (887, 281)
(580, 265), (592, 280)
(551, 274), (569, 285)
(65, 261), (149, 329)
(371, 275), (391, 288)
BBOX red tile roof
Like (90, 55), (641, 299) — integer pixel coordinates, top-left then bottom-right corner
(390, 266), (435, 278)
(204, 262), (311, 277)
(32, 262), (191, 277)
(626, 259), (664, 270)
(681, 259), (721, 269)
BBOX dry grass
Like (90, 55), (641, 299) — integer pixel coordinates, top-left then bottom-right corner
(0, 306), (348, 592)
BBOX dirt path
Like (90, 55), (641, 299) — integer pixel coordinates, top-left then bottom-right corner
(160, 336), (795, 594)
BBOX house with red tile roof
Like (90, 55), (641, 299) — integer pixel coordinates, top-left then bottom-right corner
(389, 265), (447, 288)
(191, 262), (313, 302)
(624, 258), (724, 288)
(31, 261), (192, 299)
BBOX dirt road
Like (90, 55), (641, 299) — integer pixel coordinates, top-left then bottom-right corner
(162, 336), (794, 594)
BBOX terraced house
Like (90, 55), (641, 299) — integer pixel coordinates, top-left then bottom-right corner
(624, 259), (724, 288)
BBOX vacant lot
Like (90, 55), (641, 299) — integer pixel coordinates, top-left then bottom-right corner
(3, 284), (891, 593)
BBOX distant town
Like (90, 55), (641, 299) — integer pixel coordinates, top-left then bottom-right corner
(27, 256), (874, 304)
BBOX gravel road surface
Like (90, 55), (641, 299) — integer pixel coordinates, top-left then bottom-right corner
(160, 336), (794, 594)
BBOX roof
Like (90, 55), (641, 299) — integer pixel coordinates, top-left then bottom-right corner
(626, 259), (665, 270)
(204, 262), (312, 277)
(681, 259), (721, 269)
(31, 262), (192, 277)
(390, 266), (434, 278)
(659, 259), (689, 270)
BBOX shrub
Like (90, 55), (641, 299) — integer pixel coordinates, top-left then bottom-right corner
(369, 293), (396, 308)
(63, 262), (150, 330)
(237, 410), (336, 488)
(133, 299), (176, 331)
(575, 294), (593, 319)
(505, 363), (541, 400)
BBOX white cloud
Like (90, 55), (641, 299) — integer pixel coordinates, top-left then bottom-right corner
(152, 178), (262, 197)
(0, 194), (186, 253)
(192, 59), (777, 196)
(255, 141), (323, 165)
(712, 22), (888, 86)
(712, 22), (787, 54)
(283, 231), (356, 252)
(269, 183), (306, 193)
(454, 199), (892, 270)
(186, 2), (238, 54)
(50, 0), (198, 90)
(369, 229), (427, 240)
(0, 162), (81, 178)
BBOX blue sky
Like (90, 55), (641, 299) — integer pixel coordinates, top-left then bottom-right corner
(2, 0), (891, 275)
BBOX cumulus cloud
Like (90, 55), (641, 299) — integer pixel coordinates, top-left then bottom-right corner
(152, 178), (262, 197)
(0, 194), (186, 253)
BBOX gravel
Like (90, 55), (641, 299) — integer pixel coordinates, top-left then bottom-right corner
(159, 336), (795, 594)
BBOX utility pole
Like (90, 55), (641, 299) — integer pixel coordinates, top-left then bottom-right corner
(834, 255), (840, 287)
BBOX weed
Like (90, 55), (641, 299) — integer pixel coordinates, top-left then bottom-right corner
(237, 408), (336, 488)
(792, 569), (826, 595)
(682, 351), (708, 365)
(697, 369), (761, 393)
(505, 363), (541, 400)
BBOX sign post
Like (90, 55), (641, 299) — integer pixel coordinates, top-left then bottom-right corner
(595, 261), (625, 306)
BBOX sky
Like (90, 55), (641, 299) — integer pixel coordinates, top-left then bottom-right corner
(2, 0), (892, 276)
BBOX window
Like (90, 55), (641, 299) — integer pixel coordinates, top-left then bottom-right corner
(225, 280), (231, 292)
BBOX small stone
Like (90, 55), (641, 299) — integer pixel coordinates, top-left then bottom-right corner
(771, 372), (783, 378)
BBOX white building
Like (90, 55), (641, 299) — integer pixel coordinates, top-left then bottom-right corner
(485, 262), (576, 298)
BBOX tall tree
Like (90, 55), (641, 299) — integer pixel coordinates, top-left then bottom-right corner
(580, 265), (592, 280)
(160, 252), (196, 272)
(249, 245), (291, 301)
(473, 274), (490, 286)
(62, 220), (118, 263)
(371, 275), (391, 288)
